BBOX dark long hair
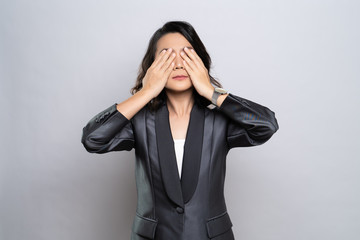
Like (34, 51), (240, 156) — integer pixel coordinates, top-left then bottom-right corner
(130, 20), (223, 112)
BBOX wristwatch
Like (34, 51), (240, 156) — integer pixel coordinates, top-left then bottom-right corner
(207, 87), (228, 109)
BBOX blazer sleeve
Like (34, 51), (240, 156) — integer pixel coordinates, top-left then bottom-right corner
(81, 103), (135, 153)
(216, 92), (279, 149)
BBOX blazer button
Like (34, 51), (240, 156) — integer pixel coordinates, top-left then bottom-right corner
(176, 207), (184, 214)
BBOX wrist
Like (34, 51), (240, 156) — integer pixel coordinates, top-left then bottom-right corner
(202, 86), (215, 101)
(216, 93), (229, 108)
(206, 87), (229, 107)
(140, 87), (156, 100)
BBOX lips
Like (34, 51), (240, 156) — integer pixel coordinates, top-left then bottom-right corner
(172, 75), (188, 79)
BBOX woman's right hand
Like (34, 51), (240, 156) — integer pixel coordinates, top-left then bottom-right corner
(142, 48), (176, 98)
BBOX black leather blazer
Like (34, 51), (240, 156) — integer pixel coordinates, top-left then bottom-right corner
(81, 92), (279, 240)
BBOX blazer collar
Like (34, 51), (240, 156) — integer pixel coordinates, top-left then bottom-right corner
(155, 99), (205, 207)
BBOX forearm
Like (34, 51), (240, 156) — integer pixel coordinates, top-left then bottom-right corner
(219, 92), (279, 143)
(116, 88), (154, 120)
(202, 87), (279, 146)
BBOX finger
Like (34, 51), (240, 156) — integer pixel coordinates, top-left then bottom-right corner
(155, 48), (173, 69)
(185, 47), (201, 61)
(152, 49), (168, 69)
(161, 51), (176, 71)
(184, 47), (204, 68)
(180, 51), (196, 71)
(166, 61), (175, 74)
(184, 48), (206, 70)
(182, 58), (193, 74)
(153, 49), (167, 65)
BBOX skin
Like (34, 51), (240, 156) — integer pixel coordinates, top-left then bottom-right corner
(155, 33), (229, 139)
(116, 32), (229, 140)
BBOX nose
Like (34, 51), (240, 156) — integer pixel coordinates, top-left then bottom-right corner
(172, 51), (185, 69)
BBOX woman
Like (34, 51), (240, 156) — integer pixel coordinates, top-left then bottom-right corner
(81, 21), (279, 240)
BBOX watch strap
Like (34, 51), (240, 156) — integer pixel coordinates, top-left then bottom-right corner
(212, 90), (221, 105)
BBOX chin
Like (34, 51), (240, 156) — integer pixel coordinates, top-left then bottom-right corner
(165, 82), (193, 92)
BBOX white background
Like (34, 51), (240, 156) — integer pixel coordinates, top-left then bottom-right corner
(1, 0), (359, 239)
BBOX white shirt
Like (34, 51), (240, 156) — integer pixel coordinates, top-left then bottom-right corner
(173, 138), (185, 179)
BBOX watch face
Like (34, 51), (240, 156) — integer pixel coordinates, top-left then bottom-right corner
(215, 87), (227, 94)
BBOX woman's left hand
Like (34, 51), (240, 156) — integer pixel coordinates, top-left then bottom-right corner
(181, 47), (214, 98)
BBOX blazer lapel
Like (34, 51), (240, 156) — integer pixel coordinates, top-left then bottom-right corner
(155, 99), (204, 207)
(181, 102), (204, 203)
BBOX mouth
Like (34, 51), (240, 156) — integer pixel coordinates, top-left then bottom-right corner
(172, 75), (188, 80)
